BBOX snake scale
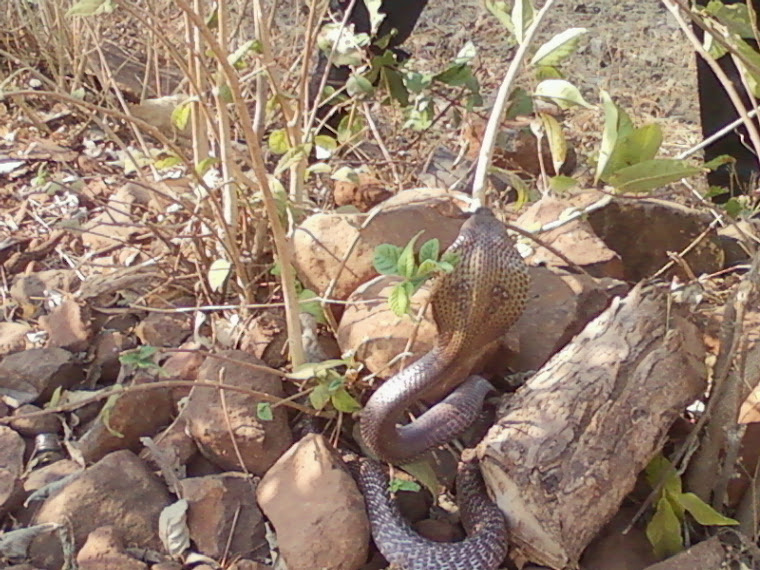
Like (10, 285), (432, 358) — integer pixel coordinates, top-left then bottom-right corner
(352, 207), (531, 570)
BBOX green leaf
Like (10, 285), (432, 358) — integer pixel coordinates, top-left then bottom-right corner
(331, 388), (362, 413)
(607, 159), (702, 193)
(196, 156), (219, 176)
(647, 495), (684, 559)
(398, 460), (439, 498)
(535, 79), (593, 110)
(595, 90), (633, 183)
(155, 155), (183, 170)
(171, 100), (192, 131)
(531, 27), (587, 67)
(268, 129), (290, 155)
(419, 238), (440, 263)
(416, 258), (440, 278)
(119, 345), (159, 368)
(383, 66), (410, 106)
(646, 455), (682, 497)
(396, 230), (424, 279)
(289, 359), (348, 381)
(298, 289), (326, 324)
(512, 0), (535, 44)
(275, 145), (309, 176)
(703, 154), (735, 171)
(389, 478), (421, 493)
(485, 0), (515, 35)
(66, 0), (114, 16)
(549, 175), (579, 193)
(207, 259), (232, 292)
(440, 250), (461, 268)
(677, 493), (739, 526)
(602, 123), (663, 178)
(347, 74), (374, 98)
(257, 402), (274, 421)
(388, 283), (411, 316)
(373, 244), (402, 275)
(309, 383), (331, 411)
(227, 39), (261, 66)
(539, 112), (567, 174)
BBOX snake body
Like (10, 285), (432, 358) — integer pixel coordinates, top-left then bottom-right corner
(355, 207), (530, 569)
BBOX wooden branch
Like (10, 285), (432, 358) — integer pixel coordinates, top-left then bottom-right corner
(477, 285), (707, 569)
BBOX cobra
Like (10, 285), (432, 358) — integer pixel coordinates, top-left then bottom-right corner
(354, 207), (531, 570)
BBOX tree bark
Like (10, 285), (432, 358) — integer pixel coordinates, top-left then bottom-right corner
(477, 285), (707, 569)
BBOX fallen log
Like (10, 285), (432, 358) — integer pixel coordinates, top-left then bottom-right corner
(478, 284), (707, 568)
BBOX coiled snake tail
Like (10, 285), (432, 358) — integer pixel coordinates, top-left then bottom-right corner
(351, 457), (509, 570)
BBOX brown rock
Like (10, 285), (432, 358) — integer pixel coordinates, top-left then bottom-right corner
(0, 347), (83, 405)
(240, 311), (288, 369)
(76, 526), (148, 570)
(39, 299), (91, 352)
(0, 321), (31, 356)
(135, 312), (191, 347)
(24, 459), (83, 494)
(516, 195), (624, 279)
(337, 275), (436, 379)
(0, 426), (25, 515)
(581, 506), (657, 569)
(138, 416), (198, 472)
(33, 450), (171, 550)
(10, 404), (62, 436)
(643, 536), (726, 569)
(585, 195), (724, 281)
(89, 330), (134, 385)
(151, 563), (184, 570)
(227, 561), (272, 570)
(185, 351), (292, 474)
(333, 172), (394, 212)
(257, 434), (370, 570)
(179, 474), (266, 559)
(293, 188), (468, 301)
(78, 375), (173, 464)
(510, 266), (629, 371)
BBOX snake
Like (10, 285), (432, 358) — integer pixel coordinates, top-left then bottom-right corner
(352, 206), (531, 570)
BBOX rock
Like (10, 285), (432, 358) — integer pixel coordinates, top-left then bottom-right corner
(0, 426), (25, 516)
(0, 321), (31, 356)
(464, 115), (576, 177)
(10, 404), (62, 436)
(135, 312), (191, 347)
(39, 299), (91, 352)
(257, 434), (369, 570)
(76, 526), (148, 570)
(78, 374), (173, 464)
(88, 330), (134, 385)
(24, 459), (83, 494)
(240, 311), (288, 369)
(293, 188), (469, 301)
(510, 266), (629, 371)
(151, 563), (184, 570)
(33, 450), (171, 550)
(336, 275), (436, 379)
(139, 416), (198, 472)
(333, 171), (393, 212)
(643, 536), (726, 569)
(581, 507), (657, 569)
(516, 195), (624, 279)
(227, 561), (272, 570)
(0, 347), (83, 405)
(185, 351), (292, 475)
(584, 195), (724, 281)
(179, 474), (266, 559)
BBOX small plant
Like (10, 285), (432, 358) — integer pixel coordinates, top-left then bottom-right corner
(373, 232), (460, 317)
(645, 454), (738, 559)
(288, 359), (361, 415)
(119, 345), (164, 373)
